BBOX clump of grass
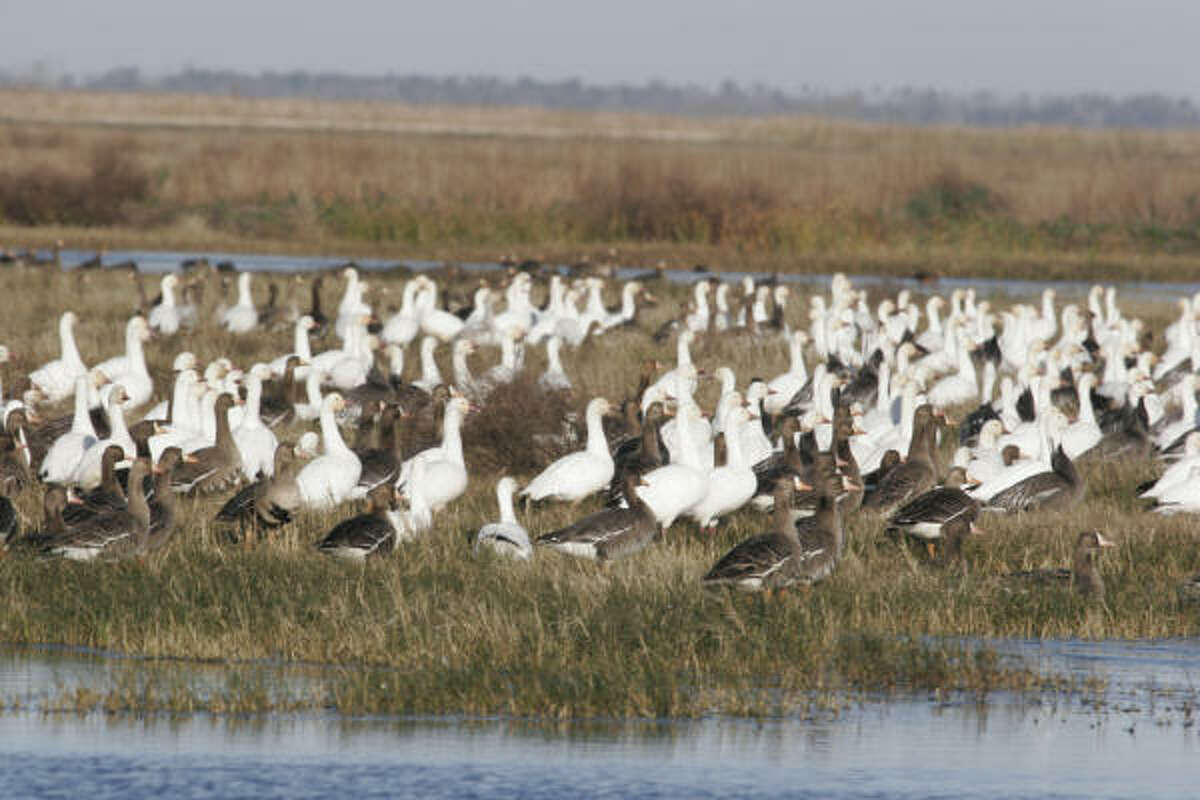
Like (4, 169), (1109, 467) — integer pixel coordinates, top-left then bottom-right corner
(0, 140), (151, 226)
(905, 168), (1007, 225)
(461, 373), (573, 474)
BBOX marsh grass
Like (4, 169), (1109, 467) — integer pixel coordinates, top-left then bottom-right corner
(0, 260), (1196, 718)
(5, 89), (1200, 282)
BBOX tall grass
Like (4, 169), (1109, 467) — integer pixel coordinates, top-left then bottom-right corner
(0, 265), (1195, 717)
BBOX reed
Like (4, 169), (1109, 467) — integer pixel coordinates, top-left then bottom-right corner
(0, 265), (1195, 717)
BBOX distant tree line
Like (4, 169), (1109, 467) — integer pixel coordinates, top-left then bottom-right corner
(5, 65), (1200, 129)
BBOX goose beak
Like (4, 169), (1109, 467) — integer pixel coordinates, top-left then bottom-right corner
(969, 522), (985, 535)
(1096, 532), (1116, 548)
(792, 477), (813, 491)
(184, 454), (200, 464)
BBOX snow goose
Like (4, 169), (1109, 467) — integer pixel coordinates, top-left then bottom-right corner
(412, 336), (444, 394)
(687, 406), (757, 532)
(233, 365), (279, 480)
(635, 404), (709, 529)
(416, 280), (465, 342)
(269, 315), (316, 377)
(39, 375), (100, 484)
(393, 457), (433, 541)
(70, 385), (136, 490)
(381, 279), (423, 347)
(642, 329), (699, 412)
(317, 483), (398, 560)
(30, 311), (88, 404)
(1149, 463), (1200, 514)
(148, 274), (182, 335)
(926, 325), (978, 409)
(537, 471), (658, 562)
(296, 393), (362, 509)
(293, 367), (325, 422)
(221, 272), (259, 333)
(538, 336), (571, 393)
(334, 266), (372, 341)
(397, 395), (469, 512)
(520, 397), (614, 504)
(1140, 432), (1200, 501)
(1060, 372), (1102, 459)
(602, 280), (644, 331)
(94, 316), (153, 409)
(684, 281), (711, 333)
(474, 476), (533, 560)
(764, 331), (810, 416)
(661, 391), (715, 469)
(1154, 373), (1199, 453)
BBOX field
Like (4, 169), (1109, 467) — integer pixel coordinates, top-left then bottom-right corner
(4, 89), (1200, 282)
(0, 259), (1197, 718)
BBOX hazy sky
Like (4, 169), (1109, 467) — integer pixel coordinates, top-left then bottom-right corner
(5, 1), (1200, 98)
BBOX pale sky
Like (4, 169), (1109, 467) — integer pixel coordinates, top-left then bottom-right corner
(4, 0), (1200, 98)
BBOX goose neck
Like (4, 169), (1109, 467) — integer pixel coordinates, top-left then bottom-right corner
(497, 482), (517, 524)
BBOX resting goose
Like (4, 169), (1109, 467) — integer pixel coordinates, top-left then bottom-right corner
(317, 483), (398, 560)
(170, 393), (244, 496)
(70, 385), (136, 490)
(63, 445), (127, 525)
(29, 311), (88, 404)
(983, 444), (1085, 514)
(1009, 530), (1115, 601)
(474, 477), (532, 560)
(537, 472), (659, 562)
(687, 406), (757, 532)
(215, 442), (307, 536)
(220, 272), (259, 333)
(861, 404), (939, 512)
(633, 404), (709, 529)
(296, 393), (363, 509)
(520, 397), (614, 505)
(39, 375), (100, 484)
(45, 459), (152, 561)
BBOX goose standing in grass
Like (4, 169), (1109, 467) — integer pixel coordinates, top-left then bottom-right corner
(352, 404), (406, 497)
(381, 279), (423, 347)
(94, 316), (153, 409)
(44, 459), (152, 562)
(39, 375), (99, 484)
(30, 311), (88, 404)
(397, 395), (469, 512)
(537, 472), (659, 562)
(983, 444), (1085, 514)
(233, 366), (278, 480)
(316, 483), (398, 560)
(269, 315), (317, 377)
(70, 385), (136, 491)
(687, 405), (756, 532)
(764, 331), (810, 416)
(221, 272), (259, 333)
(520, 397), (614, 505)
(63, 445), (127, 525)
(144, 446), (185, 553)
(148, 274), (183, 335)
(296, 393), (362, 509)
(170, 393), (244, 496)
(215, 442), (307, 537)
(334, 266), (372, 342)
(885, 466), (981, 557)
(861, 404), (940, 512)
(538, 336), (572, 393)
(393, 457), (434, 541)
(633, 404), (709, 529)
(474, 477), (532, 559)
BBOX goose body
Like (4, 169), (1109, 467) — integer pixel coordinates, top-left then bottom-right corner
(296, 394), (363, 509)
(39, 375), (99, 484)
(221, 272), (259, 333)
(521, 398), (614, 504)
(474, 477), (533, 559)
(396, 396), (469, 513)
(30, 312), (88, 404)
(537, 473), (659, 561)
(317, 483), (397, 560)
(984, 445), (1085, 514)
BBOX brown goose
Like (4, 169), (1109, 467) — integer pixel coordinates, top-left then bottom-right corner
(0, 493), (18, 551)
(63, 445), (127, 526)
(983, 445), (1085, 514)
(354, 404), (405, 494)
(862, 449), (902, 494)
(214, 442), (306, 536)
(316, 483), (398, 560)
(537, 472), (660, 562)
(703, 474), (843, 591)
(5, 488), (68, 554)
(170, 393), (243, 495)
(936, 513), (982, 568)
(1009, 530), (1115, 600)
(144, 447), (185, 553)
(749, 416), (805, 506)
(886, 466), (981, 556)
(861, 404), (939, 512)
(44, 459), (152, 561)
(832, 408), (865, 514)
(606, 402), (666, 507)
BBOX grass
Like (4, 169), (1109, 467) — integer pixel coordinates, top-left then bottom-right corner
(0, 263), (1197, 718)
(4, 89), (1200, 281)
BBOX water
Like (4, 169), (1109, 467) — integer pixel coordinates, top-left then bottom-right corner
(2, 643), (1200, 798)
(25, 247), (1200, 304)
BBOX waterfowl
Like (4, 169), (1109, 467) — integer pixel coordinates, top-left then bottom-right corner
(1009, 530), (1115, 601)
(520, 397), (614, 505)
(352, 403), (406, 496)
(62, 444), (127, 525)
(334, 266), (373, 342)
(169, 393), (244, 495)
(474, 477), (532, 559)
(269, 315), (317, 376)
(316, 483), (398, 560)
(861, 404), (939, 512)
(144, 446), (184, 553)
(233, 366), (278, 480)
(221, 272), (259, 333)
(215, 442), (306, 535)
(93, 316), (153, 409)
(70, 384), (136, 490)
(396, 394), (469, 513)
(538, 336), (572, 393)
(296, 393), (363, 509)
(537, 472), (659, 561)
(29, 311), (88, 404)
(633, 404), (710, 529)
(885, 466), (981, 556)
(148, 274), (182, 335)
(983, 444), (1085, 514)
(687, 406), (757, 532)
(44, 459), (152, 561)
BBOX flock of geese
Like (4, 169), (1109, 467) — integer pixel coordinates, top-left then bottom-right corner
(1, 258), (1197, 601)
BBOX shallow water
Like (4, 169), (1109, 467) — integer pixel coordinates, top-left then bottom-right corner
(2, 642), (1200, 798)
(35, 247), (1200, 304)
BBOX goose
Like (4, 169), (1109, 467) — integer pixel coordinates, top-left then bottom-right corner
(269, 315), (317, 376)
(1059, 372), (1102, 459)
(146, 370), (203, 461)
(1009, 530), (1115, 601)
(861, 404), (939, 512)
(537, 472), (659, 562)
(139, 352), (199, 423)
(926, 326), (978, 409)
(416, 280), (465, 342)
(703, 474), (839, 592)
(39, 375), (100, 484)
(70, 385), (136, 490)
(393, 457), (434, 541)
(983, 444), (1085, 514)
(148, 274), (182, 335)
(396, 395), (469, 512)
(538, 336), (572, 393)
(412, 336), (444, 394)
(764, 331), (810, 416)
(660, 391), (715, 469)
(94, 316), (153, 409)
(1153, 373), (1199, 453)
(293, 368), (326, 422)
(44, 459), (152, 561)
(296, 393), (362, 509)
(334, 266), (372, 342)
(520, 397), (614, 505)
(62, 444), (127, 525)
(316, 483), (398, 560)
(607, 401), (667, 507)
(381, 279), (424, 347)
(474, 477), (533, 560)
(1148, 463), (1200, 514)
(29, 311), (88, 404)
(1139, 432), (1200, 500)
(220, 272), (259, 333)
(687, 406), (757, 532)
(351, 403), (406, 498)
(170, 393), (244, 496)
(233, 366), (279, 480)
(885, 466), (981, 556)
(642, 330), (699, 412)
(601, 280), (644, 330)
(215, 442), (307, 537)
(633, 404), (709, 529)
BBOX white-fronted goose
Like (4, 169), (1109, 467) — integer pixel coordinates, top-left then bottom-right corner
(45, 459), (152, 561)
(215, 442), (306, 537)
(170, 393), (243, 495)
(861, 404), (939, 512)
(886, 466), (981, 556)
(1009, 530), (1115, 600)
(536, 472), (659, 562)
(316, 483), (398, 560)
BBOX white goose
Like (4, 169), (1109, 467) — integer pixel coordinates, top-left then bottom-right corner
(398, 395), (470, 512)
(39, 374), (99, 484)
(148, 274), (183, 335)
(334, 267), (372, 341)
(94, 316), (153, 409)
(474, 476), (532, 559)
(234, 365), (279, 480)
(412, 336), (444, 394)
(381, 279), (423, 347)
(392, 457), (433, 541)
(520, 398), (614, 504)
(763, 331), (809, 416)
(538, 336), (572, 393)
(1060, 372), (1102, 459)
(269, 315), (316, 376)
(221, 272), (259, 333)
(635, 404), (709, 529)
(687, 405), (756, 531)
(30, 311), (88, 403)
(417, 280), (466, 342)
(296, 393), (362, 509)
(70, 384), (136, 490)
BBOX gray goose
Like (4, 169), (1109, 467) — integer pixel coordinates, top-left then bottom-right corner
(1009, 530), (1115, 600)
(44, 459), (152, 561)
(63, 445), (126, 526)
(316, 483), (398, 560)
(144, 447), (184, 553)
(354, 403), (405, 494)
(886, 466), (981, 557)
(984, 445), (1085, 514)
(170, 393), (243, 495)
(606, 402), (666, 508)
(861, 404), (939, 512)
(703, 473), (842, 592)
(537, 472), (660, 562)
(214, 442), (306, 538)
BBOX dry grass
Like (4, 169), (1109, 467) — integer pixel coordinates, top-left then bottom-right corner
(2, 89), (1200, 281)
(0, 264), (1196, 717)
